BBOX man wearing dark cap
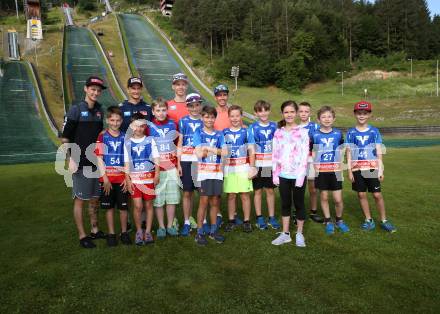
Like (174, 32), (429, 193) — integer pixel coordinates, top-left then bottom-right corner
(62, 76), (107, 248)
(119, 77), (152, 133)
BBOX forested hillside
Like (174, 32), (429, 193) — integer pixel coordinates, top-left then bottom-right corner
(171, 0), (440, 90)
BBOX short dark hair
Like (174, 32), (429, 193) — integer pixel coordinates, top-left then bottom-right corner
(299, 101), (311, 108)
(151, 97), (167, 110)
(317, 105), (335, 119)
(201, 105), (217, 118)
(106, 106), (122, 118)
(228, 105), (243, 116)
(131, 112), (146, 121)
(254, 100), (271, 112)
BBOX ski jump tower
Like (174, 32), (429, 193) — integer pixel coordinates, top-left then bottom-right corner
(24, 0), (43, 40)
(160, 0), (174, 16)
(62, 3), (74, 26)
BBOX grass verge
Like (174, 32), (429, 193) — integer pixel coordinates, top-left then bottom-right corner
(0, 146), (439, 312)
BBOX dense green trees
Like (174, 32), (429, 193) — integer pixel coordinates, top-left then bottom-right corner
(171, 0), (439, 90)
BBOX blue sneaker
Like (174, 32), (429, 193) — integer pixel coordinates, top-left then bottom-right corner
(195, 233), (208, 245)
(166, 227), (179, 237)
(234, 215), (243, 225)
(380, 220), (396, 233)
(209, 232), (225, 243)
(336, 220), (350, 233)
(216, 215), (223, 228)
(255, 216), (268, 230)
(156, 227), (166, 239)
(325, 222), (335, 235)
(361, 219), (376, 231)
(268, 216), (281, 230)
(202, 222), (210, 235)
(180, 223), (191, 237)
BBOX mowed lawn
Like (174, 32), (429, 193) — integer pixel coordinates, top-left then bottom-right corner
(1, 146), (439, 313)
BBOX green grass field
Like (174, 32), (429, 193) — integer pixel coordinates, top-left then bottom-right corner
(1, 146), (439, 312)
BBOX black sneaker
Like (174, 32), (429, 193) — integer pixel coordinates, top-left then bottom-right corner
(224, 222), (235, 232)
(79, 236), (96, 249)
(90, 230), (107, 240)
(120, 232), (132, 245)
(243, 221), (253, 233)
(310, 212), (324, 224)
(106, 234), (118, 247)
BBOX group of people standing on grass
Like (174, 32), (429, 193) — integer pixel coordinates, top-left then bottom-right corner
(61, 72), (397, 249)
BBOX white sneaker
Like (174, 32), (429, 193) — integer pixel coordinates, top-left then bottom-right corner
(271, 232), (292, 245)
(295, 232), (306, 247)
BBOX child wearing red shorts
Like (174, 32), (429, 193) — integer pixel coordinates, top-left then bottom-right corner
(124, 113), (160, 245)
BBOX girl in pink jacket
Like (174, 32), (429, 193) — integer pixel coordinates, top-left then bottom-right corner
(271, 100), (309, 247)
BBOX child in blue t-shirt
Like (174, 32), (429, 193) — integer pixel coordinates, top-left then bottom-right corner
(177, 93), (204, 236)
(192, 106), (228, 245)
(311, 106), (349, 235)
(346, 101), (396, 233)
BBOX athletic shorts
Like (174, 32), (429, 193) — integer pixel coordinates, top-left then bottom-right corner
(315, 172), (343, 191)
(352, 170), (381, 193)
(252, 167), (276, 190)
(224, 172), (253, 193)
(154, 168), (181, 207)
(72, 168), (100, 200)
(131, 183), (156, 200)
(180, 161), (198, 192)
(100, 182), (129, 210)
(199, 179), (223, 196)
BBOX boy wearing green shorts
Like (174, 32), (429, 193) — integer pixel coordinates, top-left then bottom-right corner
(223, 105), (257, 233)
(147, 98), (181, 238)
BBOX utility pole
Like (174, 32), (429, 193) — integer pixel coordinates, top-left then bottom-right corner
(408, 58), (413, 78)
(15, 0), (19, 19)
(337, 71), (346, 96)
(437, 60), (439, 97)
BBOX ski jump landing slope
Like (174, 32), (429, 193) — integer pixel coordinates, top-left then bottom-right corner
(118, 14), (199, 100)
(63, 26), (124, 110)
(0, 62), (57, 164)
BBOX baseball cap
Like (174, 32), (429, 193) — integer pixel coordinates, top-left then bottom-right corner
(85, 76), (107, 89)
(213, 84), (229, 95)
(172, 73), (188, 84)
(354, 101), (372, 112)
(127, 77), (143, 87)
(186, 93), (202, 104)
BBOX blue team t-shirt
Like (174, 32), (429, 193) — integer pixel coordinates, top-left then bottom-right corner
(223, 127), (254, 174)
(346, 125), (382, 170)
(178, 115), (203, 162)
(192, 128), (225, 181)
(247, 121), (277, 168)
(311, 128), (344, 172)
